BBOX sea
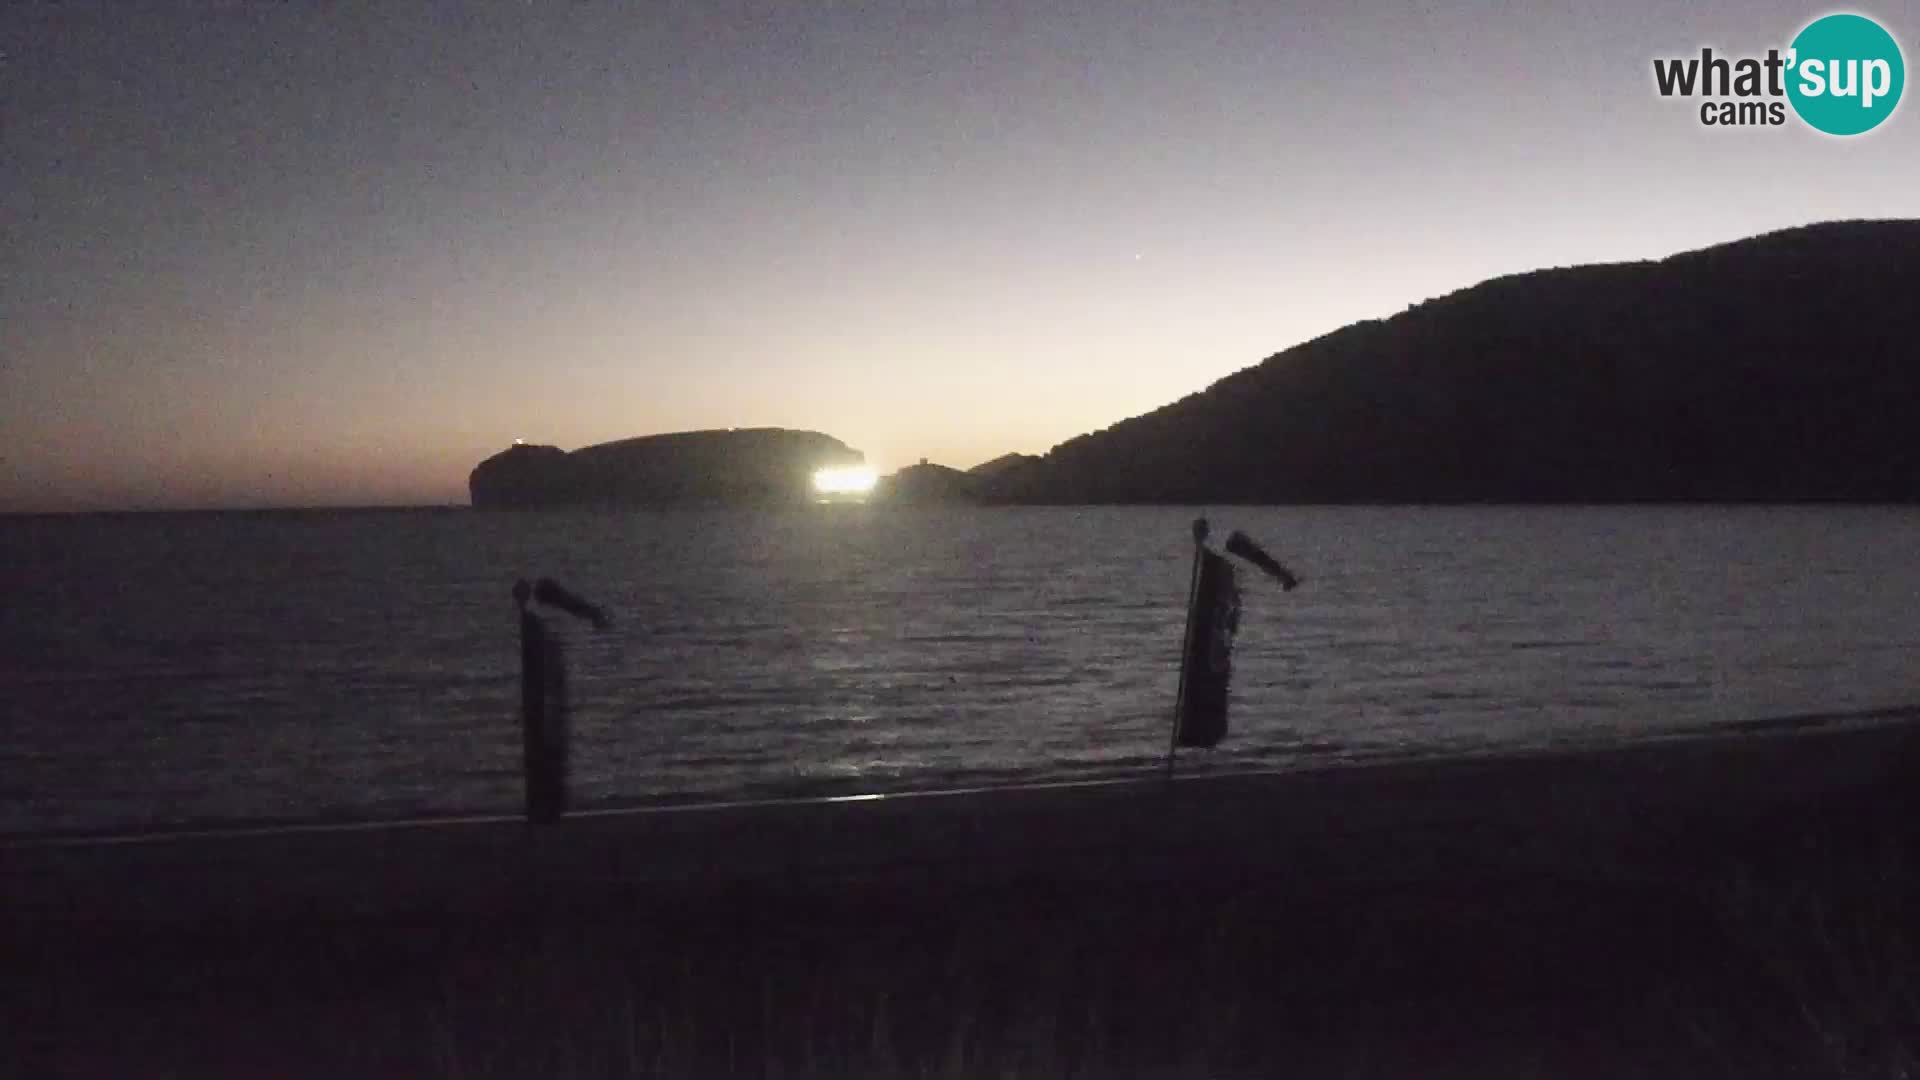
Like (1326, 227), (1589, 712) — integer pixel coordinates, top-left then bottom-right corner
(2, 505), (1917, 837)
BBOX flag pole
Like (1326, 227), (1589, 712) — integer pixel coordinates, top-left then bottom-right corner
(1165, 517), (1209, 784)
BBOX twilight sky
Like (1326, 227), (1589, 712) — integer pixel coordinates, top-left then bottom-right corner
(3, 1), (1917, 510)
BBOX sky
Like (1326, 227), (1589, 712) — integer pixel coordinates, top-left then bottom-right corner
(3, 1), (1917, 511)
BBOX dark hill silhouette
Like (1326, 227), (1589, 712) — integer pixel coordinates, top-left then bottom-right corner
(874, 461), (977, 504)
(469, 429), (863, 508)
(1012, 220), (1920, 503)
(965, 452), (1046, 501)
(968, 452), (1041, 479)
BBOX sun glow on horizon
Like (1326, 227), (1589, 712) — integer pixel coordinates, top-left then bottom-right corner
(812, 465), (877, 497)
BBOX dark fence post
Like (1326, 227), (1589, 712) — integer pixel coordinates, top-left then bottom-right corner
(518, 590), (560, 824)
(514, 578), (607, 826)
(542, 617), (569, 821)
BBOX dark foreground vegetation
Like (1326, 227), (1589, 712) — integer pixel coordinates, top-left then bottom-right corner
(7, 730), (1919, 1077)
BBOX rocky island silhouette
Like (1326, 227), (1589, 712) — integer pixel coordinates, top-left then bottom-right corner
(468, 428), (864, 508)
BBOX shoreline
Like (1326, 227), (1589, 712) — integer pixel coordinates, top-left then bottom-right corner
(10, 701), (1914, 851)
(9, 704), (1919, 930)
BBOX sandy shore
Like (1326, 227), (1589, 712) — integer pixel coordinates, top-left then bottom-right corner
(8, 707), (1920, 1077)
(9, 706), (1919, 930)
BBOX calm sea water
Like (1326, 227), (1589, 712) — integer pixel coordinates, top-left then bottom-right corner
(2, 506), (1917, 835)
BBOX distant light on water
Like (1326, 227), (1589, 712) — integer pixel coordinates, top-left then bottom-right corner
(813, 465), (877, 497)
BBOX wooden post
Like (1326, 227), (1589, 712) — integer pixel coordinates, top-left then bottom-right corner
(516, 581), (567, 825)
(516, 577), (603, 824)
(1165, 517), (1209, 784)
(543, 624), (570, 820)
(519, 605), (557, 823)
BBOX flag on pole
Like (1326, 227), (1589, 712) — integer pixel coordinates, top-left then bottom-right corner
(1175, 548), (1241, 748)
(1225, 530), (1301, 590)
(1168, 528), (1299, 760)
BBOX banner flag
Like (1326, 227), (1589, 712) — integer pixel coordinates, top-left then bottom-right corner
(1175, 548), (1241, 748)
(1225, 530), (1300, 590)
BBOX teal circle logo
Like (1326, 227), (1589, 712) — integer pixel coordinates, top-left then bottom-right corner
(1786, 13), (1905, 135)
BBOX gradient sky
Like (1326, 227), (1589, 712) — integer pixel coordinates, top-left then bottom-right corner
(4, 1), (1917, 510)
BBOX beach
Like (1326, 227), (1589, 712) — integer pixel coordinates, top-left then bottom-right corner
(13, 5), (1920, 1074)
(8, 708), (1920, 1076)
